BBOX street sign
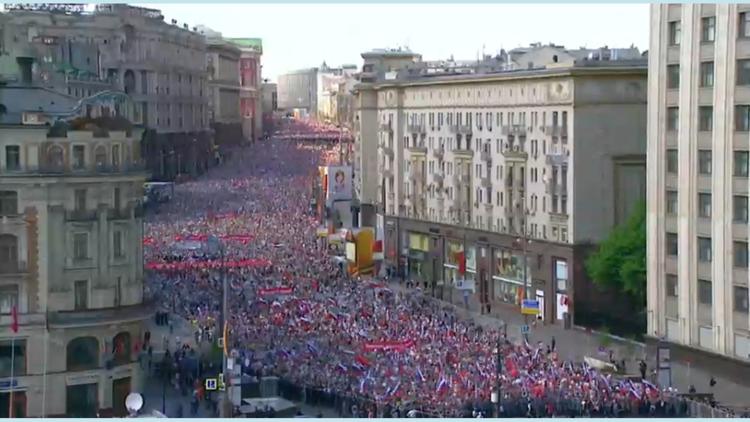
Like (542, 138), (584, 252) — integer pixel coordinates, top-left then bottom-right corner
(521, 299), (540, 316)
(521, 324), (530, 335)
(0, 379), (18, 389)
(205, 378), (218, 391)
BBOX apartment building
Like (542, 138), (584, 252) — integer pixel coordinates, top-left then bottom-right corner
(2, 4), (212, 181)
(203, 28), (243, 146)
(0, 87), (150, 417)
(647, 4), (750, 361)
(357, 53), (647, 324)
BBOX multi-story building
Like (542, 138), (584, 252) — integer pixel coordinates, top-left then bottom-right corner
(277, 67), (319, 116)
(0, 86), (151, 417)
(356, 49), (647, 324)
(2, 4), (212, 181)
(648, 4), (750, 361)
(261, 82), (278, 135)
(227, 38), (263, 142)
(202, 27), (243, 146)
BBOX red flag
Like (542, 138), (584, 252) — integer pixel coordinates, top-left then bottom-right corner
(456, 251), (466, 275)
(10, 305), (18, 333)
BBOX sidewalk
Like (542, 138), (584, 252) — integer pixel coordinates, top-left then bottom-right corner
(387, 279), (750, 407)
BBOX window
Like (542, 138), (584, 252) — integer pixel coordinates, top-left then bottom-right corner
(667, 107), (679, 131)
(113, 230), (123, 258)
(5, 146), (19, 171)
(734, 286), (749, 313)
(0, 234), (18, 274)
(66, 337), (99, 371)
(667, 232), (678, 256)
(698, 279), (712, 305)
(112, 144), (120, 169)
(666, 190), (678, 215)
(736, 195), (749, 223)
(667, 65), (680, 89)
(0, 191), (17, 216)
(112, 332), (131, 365)
(701, 16), (716, 42)
(669, 21), (681, 45)
(736, 105), (750, 131)
(741, 12), (750, 38)
(699, 106), (713, 131)
(698, 236), (712, 262)
(698, 193), (712, 218)
(698, 150), (712, 175)
(735, 241), (749, 268)
(735, 151), (749, 177)
(74, 189), (86, 211)
(73, 145), (85, 170)
(73, 233), (88, 260)
(74, 280), (88, 310)
(666, 274), (678, 297)
(0, 340), (26, 377)
(700, 62), (714, 87)
(0, 285), (18, 314)
(738, 59), (750, 85)
(666, 149), (678, 174)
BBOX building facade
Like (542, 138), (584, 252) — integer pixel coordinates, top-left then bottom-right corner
(227, 38), (263, 142)
(277, 68), (318, 115)
(357, 57), (647, 324)
(261, 82), (278, 135)
(0, 88), (151, 417)
(647, 3), (750, 361)
(2, 4), (212, 181)
(205, 32), (243, 146)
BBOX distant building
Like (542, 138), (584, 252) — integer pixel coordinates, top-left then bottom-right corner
(202, 27), (243, 146)
(261, 82), (278, 135)
(0, 85), (151, 417)
(277, 67), (318, 116)
(227, 38), (263, 142)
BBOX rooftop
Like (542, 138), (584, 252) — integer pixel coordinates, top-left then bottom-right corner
(228, 38), (263, 53)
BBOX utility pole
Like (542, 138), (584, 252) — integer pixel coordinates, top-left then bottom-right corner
(493, 338), (502, 417)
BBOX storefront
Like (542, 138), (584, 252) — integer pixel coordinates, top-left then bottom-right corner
(465, 245), (477, 290)
(443, 240), (464, 292)
(492, 248), (529, 306)
(554, 258), (570, 322)
(406, 232), (429, 282)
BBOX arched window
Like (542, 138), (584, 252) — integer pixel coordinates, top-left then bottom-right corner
(67, 337), (100, 371)
(47, 144), (64, 169)
(0, 234), (18, 274)
(112, 332), (131, 365)
(123, 70), (135, 95)
(94, 145), (107, 169)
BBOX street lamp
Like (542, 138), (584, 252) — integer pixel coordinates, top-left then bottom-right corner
(208, 235), (229, 417)
(514, 196), (532, 341)
(492, 339), (502, 417)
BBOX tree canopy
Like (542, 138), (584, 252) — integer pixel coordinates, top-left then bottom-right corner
(585, 201), (646, 304)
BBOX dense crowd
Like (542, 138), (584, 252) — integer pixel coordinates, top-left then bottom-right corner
(145, 120), (683, 417)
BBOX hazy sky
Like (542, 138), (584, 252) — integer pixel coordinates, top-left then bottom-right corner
(142, 3), (649, 82)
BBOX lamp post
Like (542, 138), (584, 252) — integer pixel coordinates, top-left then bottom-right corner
(208, 235), (230, 417)
(492, 339), (502, 417)
(515, 193), (532, 342)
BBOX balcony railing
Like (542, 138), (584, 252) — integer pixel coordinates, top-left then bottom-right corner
(544, 125), (568, 139)
(451, 147), (475, 158)
(1, 162), (148, 177)
(47, 300), (156, 328)
(407, 124), (426, 135)
(449, 124), (472, 135)
(107, 207), (133, 220)
(0, 260), (28, 275)
(550, 212), (570, 224)
(501, 144), (528, 161)
(65, 209), (99, 222)
(546, 182), (568, 195)
(502, 125), (527, 136)
(546, 149), (570, 166)
(408, 143), (427, 154)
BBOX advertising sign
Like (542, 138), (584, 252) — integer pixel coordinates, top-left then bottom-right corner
(326, 166), (352, 203)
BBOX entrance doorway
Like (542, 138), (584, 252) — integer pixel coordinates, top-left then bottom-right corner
(112, 377), (131, 417)
(0, 391), (26, 417)
(66, 383), (98, 417)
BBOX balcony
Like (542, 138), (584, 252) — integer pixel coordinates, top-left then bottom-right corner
(407, 124), (426, 135)
(546, 182), (568, 195)
(379, 122), (393, 133)
(480, 150), (492, 163)
(501, 144), (528, 162)
(451, 147), (474, 159)
(1, 162), (148, 177)
(107, 207), (133, 220)
(544, 125), (568, 140)
(47, 300), (156, 329)
(408, 143), (428, 155)
(546, 149), (570, 166)
(433, 147), (445, 160)
(502, 125), (527, 136)
(480, 176), (492, 188)
(65, 209), (99, 222)
(0, 260), (28, 276)
(449, 124), (472, 135)
(550, 212), (570, 224)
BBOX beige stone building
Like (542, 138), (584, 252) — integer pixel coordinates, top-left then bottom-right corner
(647, 3), (750, 361)
(0, 88), (150, 417)
(355, 51), (647, 324)
(201, 27), (243, 146)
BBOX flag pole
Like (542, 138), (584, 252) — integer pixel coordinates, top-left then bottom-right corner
(8, 335), (15, 417)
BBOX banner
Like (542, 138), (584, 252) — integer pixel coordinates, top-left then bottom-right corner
(326, 166), (352, 203)
(259, 287), (293, 296)
(363, 340), (415, 352)
(145, 258), (272, 271)
(144, 234), (254, 245)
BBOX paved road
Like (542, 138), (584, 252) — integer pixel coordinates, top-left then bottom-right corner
(388, 279), (750, 407)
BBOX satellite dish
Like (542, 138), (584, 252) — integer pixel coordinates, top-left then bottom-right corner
(125, 392), (143, 415)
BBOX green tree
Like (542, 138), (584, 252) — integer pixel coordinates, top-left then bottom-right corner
(585, 201), (646, 305)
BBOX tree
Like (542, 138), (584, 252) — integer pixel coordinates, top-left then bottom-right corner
(585, 201), (646, 305)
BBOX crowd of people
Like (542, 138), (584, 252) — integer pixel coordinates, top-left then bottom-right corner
(144, 120), (685, 417)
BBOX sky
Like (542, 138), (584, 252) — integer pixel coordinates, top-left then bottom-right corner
(141, 3), (650, 82)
